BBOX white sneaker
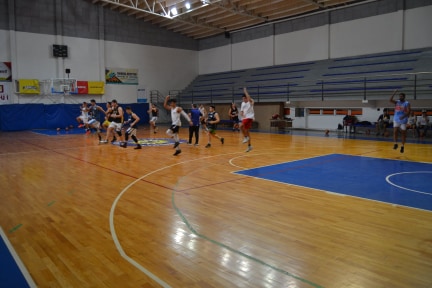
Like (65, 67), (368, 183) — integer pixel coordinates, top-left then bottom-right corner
(246, 146), (253, 152)
(242, 137), (249, 144)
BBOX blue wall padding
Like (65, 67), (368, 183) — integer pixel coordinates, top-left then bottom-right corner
(0, 104), (45, 131)
(0, 103), (149, 131)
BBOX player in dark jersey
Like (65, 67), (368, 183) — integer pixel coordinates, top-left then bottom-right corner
(123, 106), (141, 149)
(148, 103), (159, 133)
(228, 102), (240, 131)
(205, 105), (224, 148)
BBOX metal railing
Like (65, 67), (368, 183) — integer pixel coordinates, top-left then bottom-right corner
(176, 72), (432, 104)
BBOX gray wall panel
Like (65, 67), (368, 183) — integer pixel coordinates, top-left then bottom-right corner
(103, 8), (197, 50)
(0, 0), (9, 30)
(14, 0), (56, 35)
(199, 34), (230, 50)
(275, 13), (329, 35)
(6, 0), (197, 50)
(199, 0), (431, 50)
(61, 0), (99, 39)
(231, 24), (273, 44)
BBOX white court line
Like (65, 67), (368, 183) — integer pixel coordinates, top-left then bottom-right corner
(386, 171), (432, 195)
(0, 227), (37, 288)
(109, 151), (243, 287)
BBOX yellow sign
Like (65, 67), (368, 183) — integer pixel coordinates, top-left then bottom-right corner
(88, 81), (105, 94)
(18, 79), (40, 94)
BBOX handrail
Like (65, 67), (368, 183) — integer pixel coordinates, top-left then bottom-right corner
(177, 71), (432, 103)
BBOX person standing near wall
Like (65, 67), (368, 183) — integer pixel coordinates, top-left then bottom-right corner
(164, 95), (192, 156)
(389, 90), (411, 153)
(240, 87), (255, 152)
(188, 104), (202, 146)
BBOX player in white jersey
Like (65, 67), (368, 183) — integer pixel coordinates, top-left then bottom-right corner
(240, 87), (255, 152)
(76, 102), (89, 128)
(163, 95), (192, 156)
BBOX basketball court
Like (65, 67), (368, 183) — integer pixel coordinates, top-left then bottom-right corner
(0, 128), (431, 287)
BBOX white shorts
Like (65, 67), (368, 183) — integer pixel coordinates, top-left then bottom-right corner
(78, 115), (89, 124)
(393, 122), (406, 130)
(150, 116), (158, 123)
(88, 119), (100, 129)
(109, 121), (122, 132)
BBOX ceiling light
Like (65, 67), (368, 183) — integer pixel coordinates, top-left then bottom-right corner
(185, 2), (191, 10)
(170, 7), (178, 16)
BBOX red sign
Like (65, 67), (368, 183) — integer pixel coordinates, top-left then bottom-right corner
(76, 81), (88, 94)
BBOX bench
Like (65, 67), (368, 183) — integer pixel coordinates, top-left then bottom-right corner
(270, 120), (292, 132)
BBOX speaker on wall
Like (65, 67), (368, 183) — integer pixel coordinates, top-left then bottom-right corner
(224, 31), (230, 39)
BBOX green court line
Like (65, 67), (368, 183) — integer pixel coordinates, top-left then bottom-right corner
(47, 201), (56, 207)
(171, 190), (324, 288)
(9, 224), (23, 233)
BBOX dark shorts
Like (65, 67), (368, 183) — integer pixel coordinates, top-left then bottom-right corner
(170, 125), (180, 133)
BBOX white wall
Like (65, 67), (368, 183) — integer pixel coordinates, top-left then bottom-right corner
(199, 45), (231, 74)
(0, 30), (10, 61)
(15, 32), (58, 79)
(275, 25), (329, 64)
(1, 31), (198, 104)
(330, 11), (404, 58)
(232, 36), (274, 70)
(404, 5), (432, 50)
(104, 41), (198, 103)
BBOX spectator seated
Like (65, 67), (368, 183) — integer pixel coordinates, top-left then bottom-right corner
(343, 115), (358, 133)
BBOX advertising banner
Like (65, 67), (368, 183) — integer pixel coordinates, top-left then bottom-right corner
(105, 68), (138, 85)
(88, 81), (105, 94)
(76, 81), (89, 94)
(0, 82), (12, 104)
(0, 62), (12, 81)
(18, 79), (40, 94)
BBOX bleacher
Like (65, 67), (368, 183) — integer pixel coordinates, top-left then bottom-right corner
(178, 48), (432, 104)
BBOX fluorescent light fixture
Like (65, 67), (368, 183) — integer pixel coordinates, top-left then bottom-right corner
(170, 7), (178, 16)
(185, 2), (191, 9)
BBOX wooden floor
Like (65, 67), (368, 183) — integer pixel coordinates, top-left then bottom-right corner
(0, 127), (431, 288)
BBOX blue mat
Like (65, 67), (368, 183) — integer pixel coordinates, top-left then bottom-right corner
(235, 154), (432, 211)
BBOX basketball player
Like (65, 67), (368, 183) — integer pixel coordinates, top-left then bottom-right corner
(228, 102), (240, 131)
(199, 104), (208, 132)
(163, 95), (192, 156)
(148, 103), (159, 133)
(88, 99), (106, 136)
(240, 87), (255, 152)
(76, 102), (89, 128)
(123, 106), (142, 149)
(389, 89), (411, 153)
(101, 99), (126, 147)
(205, 105), (224, 148)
